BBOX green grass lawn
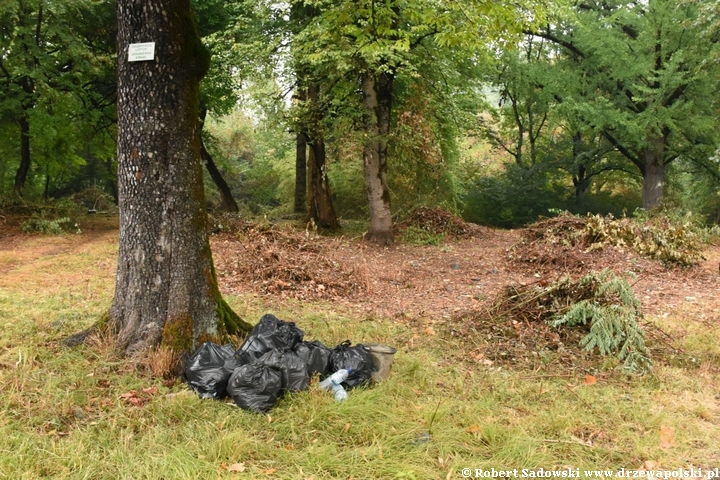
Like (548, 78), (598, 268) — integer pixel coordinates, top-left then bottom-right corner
(1, 233), (718, 479)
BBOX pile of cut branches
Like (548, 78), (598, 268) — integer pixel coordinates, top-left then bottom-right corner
(507, 213), (600, 270)
(485, 270), (650, 373)
(585, 213), (705, 267)
(398, 207), (485, 240)
(212, 224), (362, 299)
(509, 212), (705, 269)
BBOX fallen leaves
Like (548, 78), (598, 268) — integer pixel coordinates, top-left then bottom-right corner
(583, 374), (597, 385)
(119, 386), (160, 407)
(660, 425), (675, 449)
(641, 460), (657, 470)
(465, 424), (480, 433)
(142, 386), (159, 396)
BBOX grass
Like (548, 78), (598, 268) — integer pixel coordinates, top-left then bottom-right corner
(1, 231), (719, 479)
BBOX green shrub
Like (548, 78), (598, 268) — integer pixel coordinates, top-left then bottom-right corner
(462, 164), (567, 228)
(398, 225), (447, 246)
(21, 216), (72, 235)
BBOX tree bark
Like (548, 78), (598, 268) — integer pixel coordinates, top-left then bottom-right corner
(361, 73), (394, 244)
(294, 131), (308, 213)
(14, 115), (31, 195)
(572, 131), (590, 198)
(307, 133), (340, 229)
(294, 87), (308, 214)
(306, 84), (339, 229)
(641, 133), (665, 209)
(108, 0), (250, 356)
(199, 107), (239, 213)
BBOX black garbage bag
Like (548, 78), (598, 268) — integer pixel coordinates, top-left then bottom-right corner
(227, 363), (283, 412)
(329, 340), (373, 390)
(185, 342), (237, 399)
(257, 348), (309, 392)
(294, 340), (332, 377)
(235, 314), (304, 365)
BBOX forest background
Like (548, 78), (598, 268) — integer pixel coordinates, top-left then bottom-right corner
(1, 0), (719, 230)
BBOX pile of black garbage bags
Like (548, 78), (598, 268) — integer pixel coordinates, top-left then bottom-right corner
(184, 314), (374, 412)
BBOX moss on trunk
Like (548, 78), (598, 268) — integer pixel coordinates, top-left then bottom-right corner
(161, 315), (194, 354)
(217, 297), (253, 336)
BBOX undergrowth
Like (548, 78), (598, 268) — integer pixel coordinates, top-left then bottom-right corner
(491, 270), (650, 373)
(1, 220), (719, 478)
(399, 225), (447, 246)
(21, 215), (74, 235)
(585, 211), (705, 267)
(512, 210), (708, 268)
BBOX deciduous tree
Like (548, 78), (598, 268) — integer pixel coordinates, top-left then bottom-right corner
(99, 0), (250, 356)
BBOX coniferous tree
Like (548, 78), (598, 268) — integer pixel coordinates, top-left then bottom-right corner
(531, 0), (720, 209)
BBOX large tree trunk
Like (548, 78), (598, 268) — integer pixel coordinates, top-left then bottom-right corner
(199, 107), (239, 213)
(306, 84), (339, 229)
(14, 115), (31, 195)
(109, 0), (250, 356)
(361, 73), (394, 244)
(641, 134), (665, 209)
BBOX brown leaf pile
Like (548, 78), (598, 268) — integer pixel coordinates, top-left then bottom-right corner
(509, 212), (706, 273)
(507, 214), (648, 273)
(213, 224), (363, 300)
(399, 207), (487, 239)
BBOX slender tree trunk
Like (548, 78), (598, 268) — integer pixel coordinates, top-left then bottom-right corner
(306, 84), (339, 229)
(14, 115), (31, 195)
(107, 0), (250, 356)
(361, 73), (394, 244)
(641, 134), (665, 209)
(200, 105), (240, 212)
(308, 134), (340, 229)
(294, 88), (308, 214)
(572, 132), (589, 198)
(198, 106), (239, 213)
(295, 131), (308, 213)
(200, 136), (239, 213)
(106, 158), (119, 204)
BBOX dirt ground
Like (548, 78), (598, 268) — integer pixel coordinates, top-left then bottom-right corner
(210, 221), (720, 323)
(2, 213), (718, 334)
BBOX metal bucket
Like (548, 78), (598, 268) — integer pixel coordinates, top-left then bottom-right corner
(364, 344), (398, 383)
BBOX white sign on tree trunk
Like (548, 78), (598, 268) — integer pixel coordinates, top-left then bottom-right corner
(128, 42), (155, 62)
